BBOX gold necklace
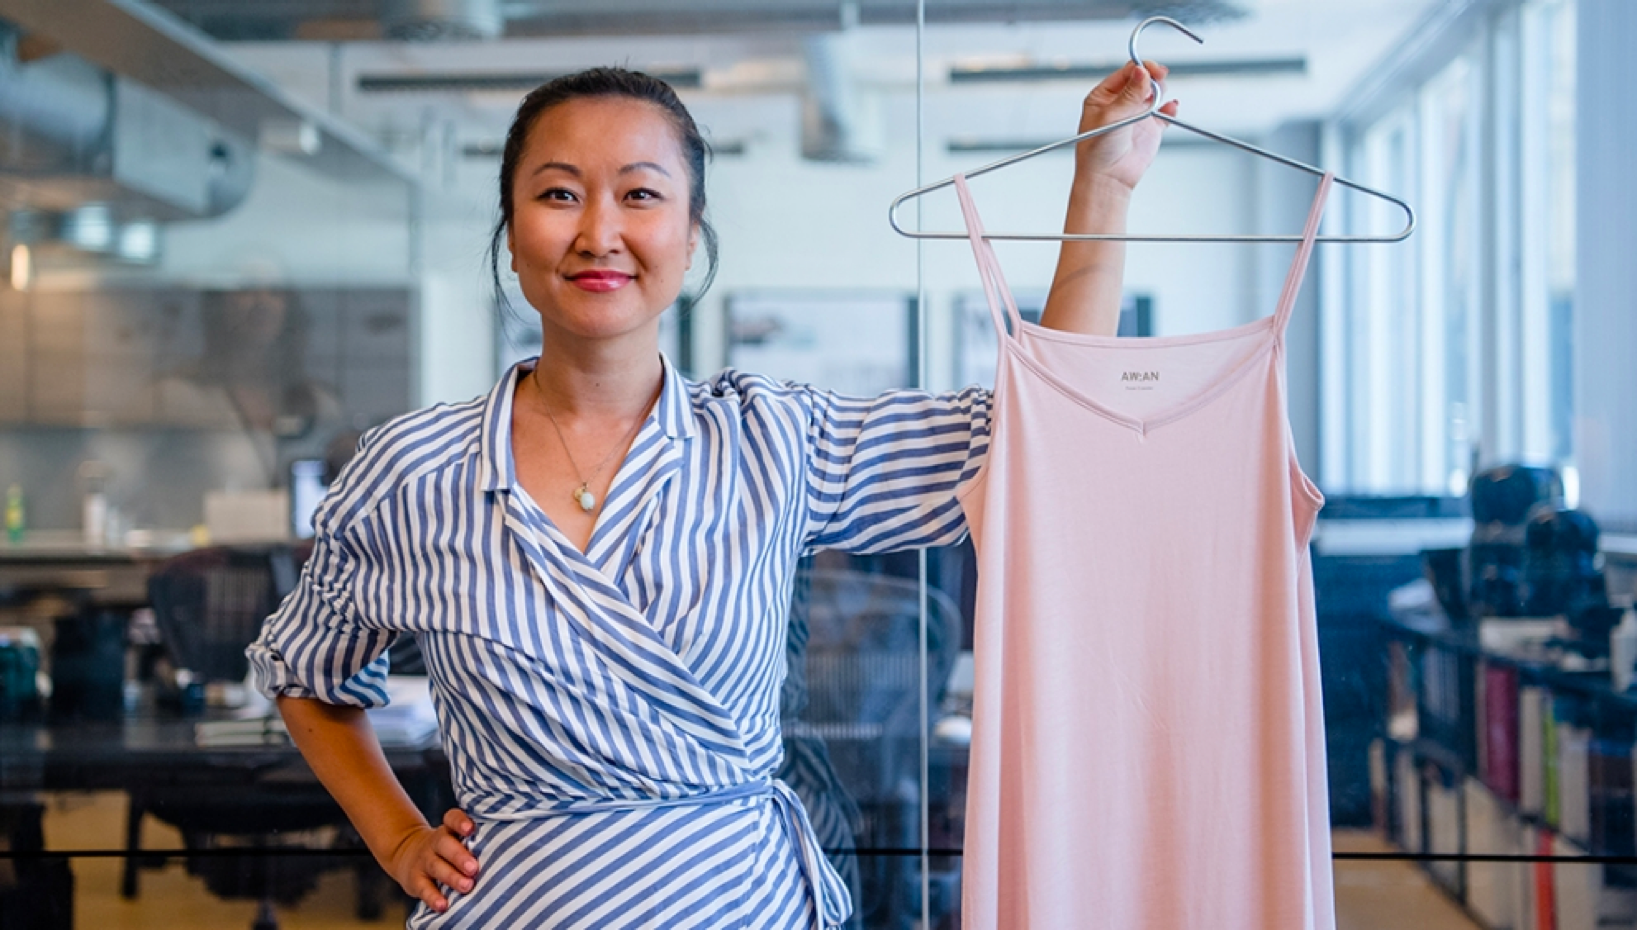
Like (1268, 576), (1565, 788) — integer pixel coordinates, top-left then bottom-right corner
(529, 370), (646, 513)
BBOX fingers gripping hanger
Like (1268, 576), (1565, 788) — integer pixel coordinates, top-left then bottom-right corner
(888, 15), (1417, 244)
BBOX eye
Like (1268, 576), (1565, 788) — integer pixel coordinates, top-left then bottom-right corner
(537, 187), (577, 203)
(626, 187), (663, 203)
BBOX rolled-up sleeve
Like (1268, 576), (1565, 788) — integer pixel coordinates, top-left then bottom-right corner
(247, 526), (394, 709)
(803, 384), (992, 553)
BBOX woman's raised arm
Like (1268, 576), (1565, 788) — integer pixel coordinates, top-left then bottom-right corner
(1039, 61), (1177, 336)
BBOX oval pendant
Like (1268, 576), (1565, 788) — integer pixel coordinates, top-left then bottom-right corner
(574, 487), (596, 512)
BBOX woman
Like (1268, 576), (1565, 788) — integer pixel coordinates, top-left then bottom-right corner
(250, 59), (1175, 928)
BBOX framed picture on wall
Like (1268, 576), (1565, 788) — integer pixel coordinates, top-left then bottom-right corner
(725, 291), (917, 395)
(953, 290), (1152, 388)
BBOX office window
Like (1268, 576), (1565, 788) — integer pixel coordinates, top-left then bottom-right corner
(1423, 54), (1481, 496)
(1331, 0), (1576, 495)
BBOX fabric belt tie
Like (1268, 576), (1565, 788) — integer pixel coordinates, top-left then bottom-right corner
(475, 779), (850, 929)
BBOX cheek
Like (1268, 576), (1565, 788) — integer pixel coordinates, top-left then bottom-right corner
(647, 220), (696, 275)
(509, 212), (573, 266)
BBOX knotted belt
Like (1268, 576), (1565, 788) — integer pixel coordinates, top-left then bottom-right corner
(475, 778), (851, 928)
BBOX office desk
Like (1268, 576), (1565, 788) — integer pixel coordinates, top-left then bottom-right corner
(0, 712), (448, 914)
(0, 715), (441, 795)
(0, 713), (448, 868)
(0, 533), (187, 609)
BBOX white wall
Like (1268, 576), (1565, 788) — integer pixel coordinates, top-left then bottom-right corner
(160, 152), (413, 287)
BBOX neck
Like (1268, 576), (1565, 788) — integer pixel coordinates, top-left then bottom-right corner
(529, 333), (664, 423)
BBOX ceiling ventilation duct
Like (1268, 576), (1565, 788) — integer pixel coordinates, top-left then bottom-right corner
(0, 24), (255, 269)
(800, 5), (880, 163)
(381, 0), (504, 41)
(0, 43), (107, 168)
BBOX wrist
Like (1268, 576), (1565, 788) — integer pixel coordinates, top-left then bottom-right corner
(1064, 175), (1134, 236)
(1069, 171), (1135, 206)
(378, 818), (434, 871)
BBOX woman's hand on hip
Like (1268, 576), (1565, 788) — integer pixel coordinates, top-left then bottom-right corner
(1073, 60), (1179, 195)
(386, 808), (479, 913)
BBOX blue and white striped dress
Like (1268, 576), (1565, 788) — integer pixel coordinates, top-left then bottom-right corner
(249, 356), (990, 929)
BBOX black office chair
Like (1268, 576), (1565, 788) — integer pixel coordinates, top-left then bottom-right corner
(779, 565), (961, 930)
(134, 544), (385, 929)
(147, 545), (282, 686)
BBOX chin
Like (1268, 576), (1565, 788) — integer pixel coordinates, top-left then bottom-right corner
(552, 310), (667, 344)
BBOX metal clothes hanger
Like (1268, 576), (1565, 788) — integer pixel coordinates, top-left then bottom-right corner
(888, 15), (1416, 244)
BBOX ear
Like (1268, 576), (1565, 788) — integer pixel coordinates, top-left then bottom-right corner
(507, 226), (518, 273)
(686, 224), (700, 270)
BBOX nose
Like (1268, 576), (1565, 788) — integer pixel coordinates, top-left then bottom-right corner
(574, 196), (622, 257)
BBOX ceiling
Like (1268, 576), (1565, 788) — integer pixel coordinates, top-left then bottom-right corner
(1, 0), (1444, 196)
(202, 0), (1440, 167)
(145, 0), (1257, 41)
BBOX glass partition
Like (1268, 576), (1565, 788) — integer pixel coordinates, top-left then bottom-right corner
(1, 1), (1629, 928)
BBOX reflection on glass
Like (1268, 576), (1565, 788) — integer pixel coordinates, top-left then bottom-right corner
(153, 288), (346, 484)
(782, 554), (963, 930)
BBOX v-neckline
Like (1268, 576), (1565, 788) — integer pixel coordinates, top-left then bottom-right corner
(1003, 315), (1279, 437)
(507, 361), (673, 568)
(511, 418), (670, 576)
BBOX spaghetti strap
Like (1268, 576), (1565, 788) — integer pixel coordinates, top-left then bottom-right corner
(953, 174), (1025, 341)
(1271, 172), (1335, 335)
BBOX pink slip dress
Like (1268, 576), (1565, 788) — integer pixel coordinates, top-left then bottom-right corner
(954, 172), (1337, 930)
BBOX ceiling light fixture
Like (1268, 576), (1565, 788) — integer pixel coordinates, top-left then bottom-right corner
(949, 57), (1306, 83)
(10, 244), (31, 291)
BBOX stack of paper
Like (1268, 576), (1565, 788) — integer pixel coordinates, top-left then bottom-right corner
(194, 715), (289, 746)
(369, 676), (439, 746)
(192, 676), (439, 747)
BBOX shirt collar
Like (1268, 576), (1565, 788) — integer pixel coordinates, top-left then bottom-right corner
(478, 361), (524, 492)
(479, 353), (695, 493)
(652, 353), (696, 443)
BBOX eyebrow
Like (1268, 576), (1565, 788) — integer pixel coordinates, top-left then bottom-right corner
(621, 161), (672, 177)
(529, 161), (673, 178)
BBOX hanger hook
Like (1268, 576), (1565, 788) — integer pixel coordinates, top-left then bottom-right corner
(1128, 15), (1204, 70)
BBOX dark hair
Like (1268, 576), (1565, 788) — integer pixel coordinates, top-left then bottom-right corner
(487, 66), (720, 317)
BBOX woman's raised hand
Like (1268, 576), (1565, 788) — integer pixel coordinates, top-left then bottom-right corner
(385, 808), (480, 913)
(1039, 60), (1175, 335)
(1073, 60), (1178, 195)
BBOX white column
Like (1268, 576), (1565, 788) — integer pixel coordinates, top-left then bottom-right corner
(1256, 121), (1323, 478)
(1573, 0), (1637, 524)
(417, 188), (498, 406)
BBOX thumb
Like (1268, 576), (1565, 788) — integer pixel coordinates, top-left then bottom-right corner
(1124, 65), (1154, 104)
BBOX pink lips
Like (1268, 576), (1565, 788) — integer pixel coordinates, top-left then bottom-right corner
(567, 270), (633, 292)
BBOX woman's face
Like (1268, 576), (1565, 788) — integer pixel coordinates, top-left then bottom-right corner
(506, 96), (698, 347)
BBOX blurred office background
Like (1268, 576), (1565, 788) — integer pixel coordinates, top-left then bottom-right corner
(1, 0), (1632, 928)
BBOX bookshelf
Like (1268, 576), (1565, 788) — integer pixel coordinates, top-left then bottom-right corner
(1376, 618), (1637, 930)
